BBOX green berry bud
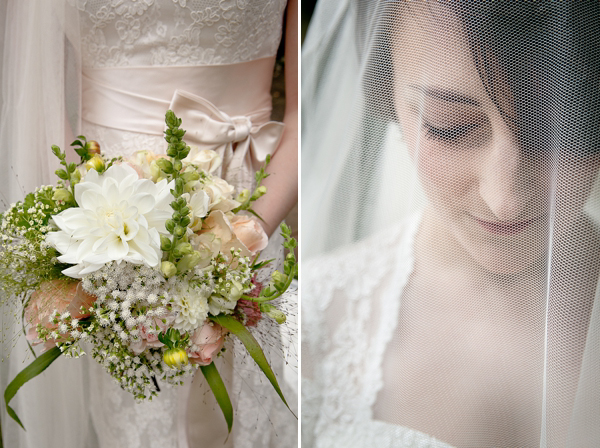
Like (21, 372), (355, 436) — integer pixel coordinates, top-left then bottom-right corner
(165, 219), (176, 234)
(260, 304), (286, 324)
(156, 158), (174, 173)
(173, 242), (193, 258)
(166, 145), (178, 157)
(160, 235), (172, 251)
(161, 261), (177, 278)
(180, 216), (191, 227)
(173, 225), (186, 238)
(52, 188), (73, 203)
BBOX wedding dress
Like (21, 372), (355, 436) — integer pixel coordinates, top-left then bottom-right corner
(302, 213), (455, 448)
(0, 1), (296, 447)
(302, 1), (600, 447)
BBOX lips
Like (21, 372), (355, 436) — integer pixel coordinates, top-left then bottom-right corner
(474, 217), (538, 235)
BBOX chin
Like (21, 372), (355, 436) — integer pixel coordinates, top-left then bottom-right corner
(451, 222), (549, 275)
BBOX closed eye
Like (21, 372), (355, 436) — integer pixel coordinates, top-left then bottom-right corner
(423, 122), (480, 143)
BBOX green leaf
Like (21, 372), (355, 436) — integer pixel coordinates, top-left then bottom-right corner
(200, 362), (234, 434)
(211, 315), (295, 417)
(253, 258), (275, 270)
(4, 347), (62, 430)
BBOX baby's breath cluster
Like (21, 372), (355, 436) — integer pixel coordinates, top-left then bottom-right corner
(0, 185), (71, 299)
(81, 262), (196, 399)
(40, 309), (89, 358)
(77, 253), (253, 400)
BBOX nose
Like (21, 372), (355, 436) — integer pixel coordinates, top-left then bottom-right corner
(478, 130), (529, 221)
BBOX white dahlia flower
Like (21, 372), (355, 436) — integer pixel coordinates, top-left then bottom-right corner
(46, 164), (174, 278)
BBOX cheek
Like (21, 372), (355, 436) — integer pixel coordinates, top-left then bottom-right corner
(397, 108), (476, 208)
(414, 142), (476, 212)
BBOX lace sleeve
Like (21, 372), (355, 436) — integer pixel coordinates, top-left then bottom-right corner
(301, 219), (418, 447)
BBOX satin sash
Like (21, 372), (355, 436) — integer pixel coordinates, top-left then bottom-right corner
(81, 58), (284, 185)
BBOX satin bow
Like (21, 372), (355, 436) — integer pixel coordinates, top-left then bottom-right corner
(168, 89), (284, 189)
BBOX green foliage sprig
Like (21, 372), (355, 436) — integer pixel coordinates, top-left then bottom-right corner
(232, 154), (271, 221)
(159, 110), (203, 277)
(70, 135), (94, 163)
(51, 145), (80, 197)
(241, 223), (298, 323)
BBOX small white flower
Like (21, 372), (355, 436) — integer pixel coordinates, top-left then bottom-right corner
(170, 282), (209, 332)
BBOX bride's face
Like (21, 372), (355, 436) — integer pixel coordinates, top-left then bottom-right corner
(392, 6), (600, 274)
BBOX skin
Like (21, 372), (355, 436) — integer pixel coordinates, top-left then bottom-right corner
(252, 0), (299, 238)
(373, 4), (600, 446)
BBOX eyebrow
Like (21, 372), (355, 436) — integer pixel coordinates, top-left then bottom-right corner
(408, 85), (481, 106)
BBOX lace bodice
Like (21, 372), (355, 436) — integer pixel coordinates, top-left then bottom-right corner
(301, 213), (454, 448)
(75, 0), (287, 68)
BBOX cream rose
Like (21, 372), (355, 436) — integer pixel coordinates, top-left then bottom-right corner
(184, 147), (222, 174)
(203, 177), (240, 213)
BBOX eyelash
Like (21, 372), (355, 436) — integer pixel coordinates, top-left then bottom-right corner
(423, 122), (480, 143)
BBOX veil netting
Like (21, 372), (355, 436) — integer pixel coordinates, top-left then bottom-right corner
(302, 1), (600, 447)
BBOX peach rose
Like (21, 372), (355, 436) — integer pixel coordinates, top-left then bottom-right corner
(200, 210), (252, 259)
(187, 322), (228, 365)
(25, 279), (97, 349)
(230, 215), (268, 254)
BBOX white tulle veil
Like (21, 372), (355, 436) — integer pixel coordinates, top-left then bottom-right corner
(0, 2), (96, 447)
(302, 0), (600, 446)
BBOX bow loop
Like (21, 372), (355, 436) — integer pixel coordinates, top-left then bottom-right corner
(168, 89), (284, 189)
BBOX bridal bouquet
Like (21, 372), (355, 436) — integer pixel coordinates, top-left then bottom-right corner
(1, 110), (297, 433)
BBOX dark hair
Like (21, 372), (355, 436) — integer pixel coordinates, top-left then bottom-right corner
(364, 1), (600, 155)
